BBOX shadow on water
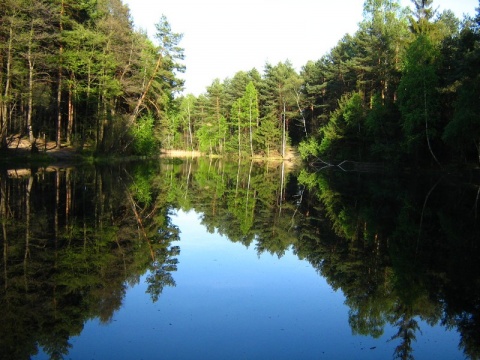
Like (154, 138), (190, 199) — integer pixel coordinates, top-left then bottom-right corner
(0, 158), (479, 359)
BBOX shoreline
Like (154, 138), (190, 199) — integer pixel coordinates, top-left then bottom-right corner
(2, 139), (302, 173)
(160, 148), (300, 162)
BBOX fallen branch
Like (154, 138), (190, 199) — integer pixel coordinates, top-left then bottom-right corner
(311, 158), (384, 172)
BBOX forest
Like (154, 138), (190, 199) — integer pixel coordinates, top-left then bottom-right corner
(1, 0), (479, 166)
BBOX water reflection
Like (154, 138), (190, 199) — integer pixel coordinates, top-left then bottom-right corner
(0, 160), (479, 359)
(298, 169), (480, 359)
(0, 164), (179, 359)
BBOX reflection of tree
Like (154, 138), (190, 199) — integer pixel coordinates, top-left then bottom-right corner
(457, 310), (480, 360)
(2, 158), (479, 359)
(156, 159), (480, 359)
(389, 311), (420, 360)
(297, 169), (480, 359)
(162, 158), (299, 256)
(0, 163), (179, 358)
(146, 245), (180, 302)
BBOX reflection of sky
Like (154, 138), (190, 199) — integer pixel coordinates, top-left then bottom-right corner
(35, 209), (462, 360)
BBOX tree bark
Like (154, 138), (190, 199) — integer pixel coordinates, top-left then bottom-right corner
(249, 99), (254, 157)
(67, 77), (73, 145)
(294, 88), (307, 139)
(1, 25), (13, 150)
(187, 102), (193, 151)
(282, 101), (286, 158)
(24, 175), (34, 287)
(1, 172), (8, 290)
(237, 107), (241, 159)
(423, 75), (441, 167)
(27, 21), (36, 149)
(56, 0), (65, 149)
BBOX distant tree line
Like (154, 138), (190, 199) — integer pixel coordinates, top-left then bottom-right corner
(161, 63), (303, 159)
(170, 0), (480, 166)
(1, 0), (479, 166)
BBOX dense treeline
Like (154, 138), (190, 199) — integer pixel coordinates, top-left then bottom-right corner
(1, 0), (479, 166)
(299, 0), (480, 167)
(161, 64), (303, 159)
(169, 0), (480, 166)
(0, 0), (184, 155)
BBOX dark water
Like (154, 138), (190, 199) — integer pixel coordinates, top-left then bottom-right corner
(0, 159), (479, 360)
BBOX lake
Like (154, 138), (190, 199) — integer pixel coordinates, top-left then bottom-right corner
(0, 159), (478, 359)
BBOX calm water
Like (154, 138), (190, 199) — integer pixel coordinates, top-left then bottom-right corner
(1, 159), (479, 359)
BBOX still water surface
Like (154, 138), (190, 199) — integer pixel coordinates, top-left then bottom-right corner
(44, 209), (460, 360)
(0, 159), (478, 359)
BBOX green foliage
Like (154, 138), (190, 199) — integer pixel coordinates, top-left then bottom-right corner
(196, 118), (226, 154)
(130, 168), (154, 205)
(178, 94), (196, 150)
(0, 1), (183, 154)
(364, 94), (402, 161)
(292, 0), (479, 166)
(1, 0), (479, 166)
(319, 92), (366, 158)
(237, 81), (260, 156)
(397, 34), (440, 155)
(130, 115), (159, 156)
(441, 17), (480, 163)
(443, 79), (480, 162)
(256, 112), (282, 156)
(160, 62), (300, 159)
(298, 137), (321, 160)
(358, 0), (410, 102)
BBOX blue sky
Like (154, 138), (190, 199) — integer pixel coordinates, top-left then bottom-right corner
(124, 0), (478, 95)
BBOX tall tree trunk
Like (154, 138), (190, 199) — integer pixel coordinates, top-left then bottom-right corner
(423, 76), (441, 167)
(279, 161), (285, 215)
(294, 88), (307, 139)
(245, 160), (252, 221)
(55, 170), (60, 243)
(27, 59), (35, 146)
(24, 175), (34, 289)
(66, 168), (72, 227)
(249, 100), (254, 158)
(185, 160), (192, 199)
(56, 69), (63, 148)
(235, 157), (240, 197)
(56, 0), (65, 149)
(216, 96), (223, 154)
(1, 25), (13, 150)
(27, 21), (36, 149)
(282, 101), (286, 158)
(67, 78), (73, 145)
(1, 172), (8, 290)
(187, 102), (193, 151)
(237, 109), (241, 159)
